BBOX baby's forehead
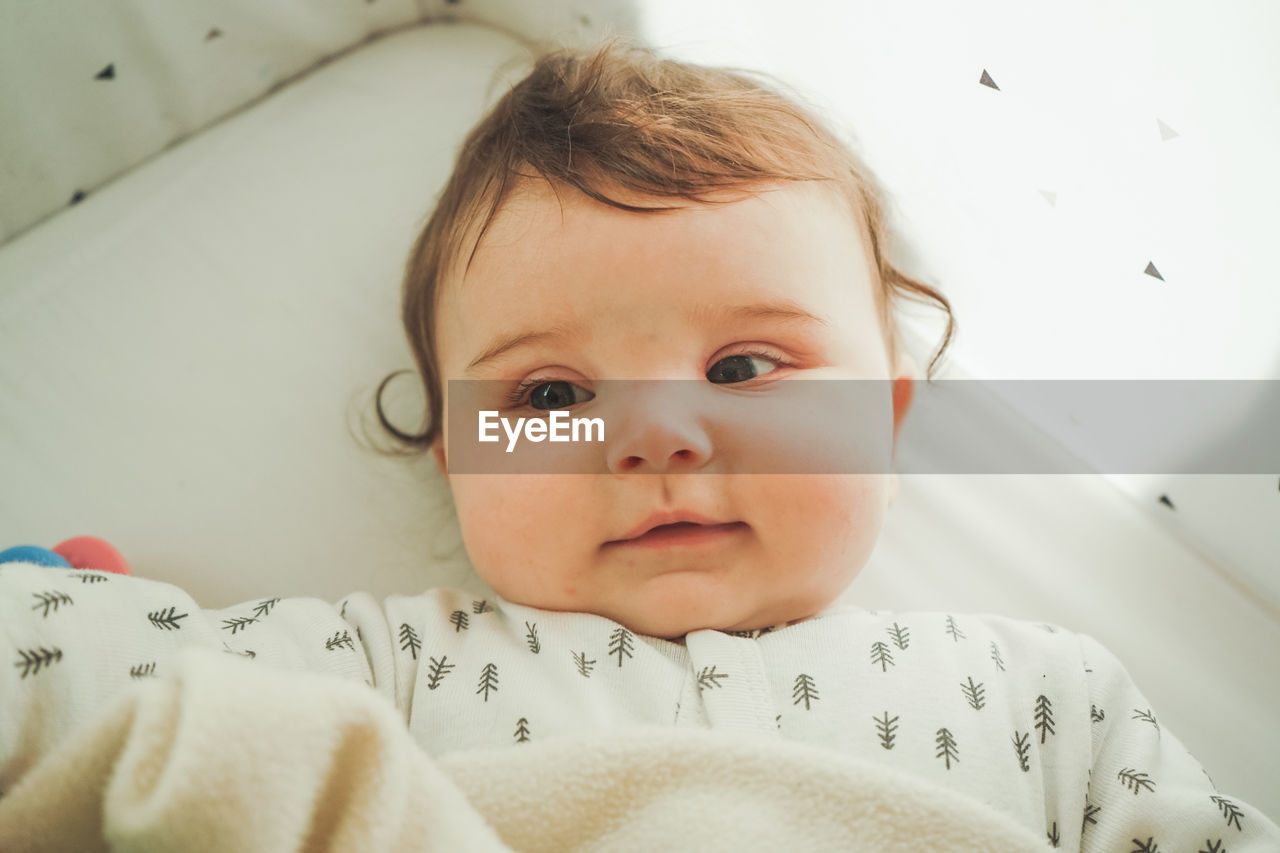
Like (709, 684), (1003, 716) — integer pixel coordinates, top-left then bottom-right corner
(441, 176), (885, 354)
(476, 178), (680, 252)
(493, 175), (850, 229)
(468, 180), (855, 291)
(475, 180), (851, 286)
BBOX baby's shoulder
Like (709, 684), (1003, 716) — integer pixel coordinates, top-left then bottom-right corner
(804, 604), (1095, 678)
(383, 586), (496, 610)
(823, 603), (1084, 644)
(380, 587), (504, 624)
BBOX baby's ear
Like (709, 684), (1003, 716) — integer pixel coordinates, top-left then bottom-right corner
(887, 352), (917, 508)
(432, 438), (449, 482)
(894, 350), (921, 382)
(890, 353), (916, 434)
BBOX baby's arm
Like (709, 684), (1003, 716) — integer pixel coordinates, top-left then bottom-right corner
(0, 561), (397, 794)
(1077, 632), (1280, 851)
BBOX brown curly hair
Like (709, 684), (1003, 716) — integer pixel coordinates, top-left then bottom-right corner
(375, 35), (954, 454)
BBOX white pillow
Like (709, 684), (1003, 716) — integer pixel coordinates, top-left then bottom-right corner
(0, 22), (537, 606)
(0, 0), (643, 245)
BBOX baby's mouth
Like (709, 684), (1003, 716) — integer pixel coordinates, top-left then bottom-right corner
(607, 521), (748, 549)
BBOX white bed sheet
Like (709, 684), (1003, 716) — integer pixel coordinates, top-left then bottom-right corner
(1, 20), (1275, 818)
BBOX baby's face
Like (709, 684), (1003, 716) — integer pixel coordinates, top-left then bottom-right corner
(432, 179), (914, 639)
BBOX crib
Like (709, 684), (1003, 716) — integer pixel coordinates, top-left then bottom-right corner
(1, 0), (1276, 821)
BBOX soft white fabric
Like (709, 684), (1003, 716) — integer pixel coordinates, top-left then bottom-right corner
(3, 562), (1277, 850)
(0, 647), (1047, 852)
(0, 0), (643, 245)
(0, 22), (521, 605)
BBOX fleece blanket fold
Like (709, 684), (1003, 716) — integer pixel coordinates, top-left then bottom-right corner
(0, 649), (1044, 852)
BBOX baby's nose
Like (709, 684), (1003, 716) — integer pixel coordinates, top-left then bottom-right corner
(603, 380), (715, 474)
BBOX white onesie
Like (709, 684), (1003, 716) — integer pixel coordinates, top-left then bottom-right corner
(2, 561), (1277, 851)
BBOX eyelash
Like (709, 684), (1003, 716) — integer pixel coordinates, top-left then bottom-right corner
(502, 348), (793, 408)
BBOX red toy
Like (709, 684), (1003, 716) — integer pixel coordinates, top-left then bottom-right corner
(52, 536), (131, 574)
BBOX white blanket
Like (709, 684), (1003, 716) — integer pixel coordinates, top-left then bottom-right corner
(0, 649), (1045, 852)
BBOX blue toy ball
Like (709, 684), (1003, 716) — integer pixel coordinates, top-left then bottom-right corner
(0, 545), (72, 569)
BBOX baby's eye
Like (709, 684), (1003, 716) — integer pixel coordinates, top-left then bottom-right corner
(508, 350), (789, 410)
(707, 352), (786, 385)
(511, 380), (595, 411)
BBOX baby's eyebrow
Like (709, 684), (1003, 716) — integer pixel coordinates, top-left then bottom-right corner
(465, 301), (829, 375)
(467, 326), (577, 374)
(688, 301), (830, 329)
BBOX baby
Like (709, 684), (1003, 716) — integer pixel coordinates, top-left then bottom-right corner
(2, 36), (1277, 851)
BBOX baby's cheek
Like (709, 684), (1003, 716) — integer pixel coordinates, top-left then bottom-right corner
(451, 475), (593, 602)
(779, 472), (875, 519)
(833, 474), (888, 531)
(451, 476), (540, 576)
(778, 474), (886, 560)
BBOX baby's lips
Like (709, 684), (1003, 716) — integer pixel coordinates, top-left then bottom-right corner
(52, 536), (131, 575)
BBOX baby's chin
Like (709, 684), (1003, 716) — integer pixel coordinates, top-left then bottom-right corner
(596, 589), (831, 641)
(487, 569), (848, 640)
